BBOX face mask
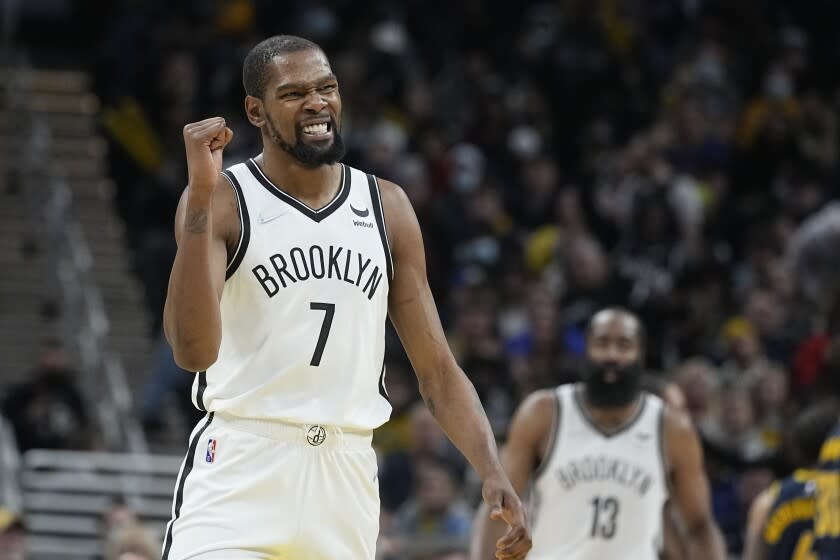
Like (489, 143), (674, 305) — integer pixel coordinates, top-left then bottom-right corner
(583, 359), (643, 408)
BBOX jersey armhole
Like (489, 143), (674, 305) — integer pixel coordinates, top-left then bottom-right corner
(366, 174), (394, 282)
(192, 371), (207, 411)
(658, 404), (673, 493)
(534, 391), (562, 478)
(221, 170), (251, 280)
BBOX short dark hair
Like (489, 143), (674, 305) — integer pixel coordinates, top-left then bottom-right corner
(790, 400), (839, 467)
(586, 307), (646, 349)
(242, 35), (323, 98)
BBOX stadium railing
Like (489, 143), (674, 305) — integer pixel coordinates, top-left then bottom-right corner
(5, 56), (147, 454)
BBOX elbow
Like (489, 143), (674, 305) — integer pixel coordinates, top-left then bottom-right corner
(171, 340), (219, 372)
(164, 314), (221, 372)
(686, 516), (720, 546)
(416, 355), (461, 397)
(173, 350), (218, 373)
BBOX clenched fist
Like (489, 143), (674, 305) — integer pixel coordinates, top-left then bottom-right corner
(183, 117), (234, 192)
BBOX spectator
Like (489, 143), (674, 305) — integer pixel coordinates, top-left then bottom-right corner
(138, 332), (200, 435)
(10, 1), (840, 554)
(718, 317), (773, 386)
(105, 527), (160, 560)
(379, 404), (466, 513)
(373, 360), (421, 456)
(706, 383), (773, 463)
(0, 508), (25, 560)
(674, 357), (721, 436)
(1, 339), (92, 452)
(751, 364), (794, 453)
(101, 498), (160, 560)
(105, 526), (159, 560)
(392, 460), (472, 560)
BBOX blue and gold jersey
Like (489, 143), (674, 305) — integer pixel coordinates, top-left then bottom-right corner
(762, 469), (817, 560)
(813, 421), (840, 559)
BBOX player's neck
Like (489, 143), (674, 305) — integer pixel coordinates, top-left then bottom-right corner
(255, 151), (342, 208)
(583, 393), (643, 431)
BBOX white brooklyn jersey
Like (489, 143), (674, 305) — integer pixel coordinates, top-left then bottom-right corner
(529, 383), (668, 560)
(190, 157), (393, 430)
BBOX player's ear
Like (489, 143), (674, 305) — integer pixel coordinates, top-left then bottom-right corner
(244, 95), (265, 127)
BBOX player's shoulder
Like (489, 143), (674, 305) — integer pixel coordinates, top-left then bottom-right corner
(661, 401), (693, 431)
(522, 388), (558, 411)
(372, 176), (410, 212)
(660, 402), (699, 454)
(365, 175), (416, 252)
(175, 173), (240, 239)
(177, 172), (239, 205)
(819, 421), (840, 466)
(507, 388), (557, 443)
(752, 483), (779, 518)
(776, 469), (818, 498)
(512, 389), (558, 426)
(640, 373), (687, 410)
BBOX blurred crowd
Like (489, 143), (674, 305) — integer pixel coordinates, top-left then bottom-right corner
(5, 0), (840, 557)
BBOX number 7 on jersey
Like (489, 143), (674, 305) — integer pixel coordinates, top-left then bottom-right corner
(309, 302), (335, 366)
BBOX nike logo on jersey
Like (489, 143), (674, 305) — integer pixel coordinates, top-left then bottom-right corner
(350, 204), (370, 217)
(259, 211), (287, 224)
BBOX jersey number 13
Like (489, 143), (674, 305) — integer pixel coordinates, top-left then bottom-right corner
(590, 496), (620, 539)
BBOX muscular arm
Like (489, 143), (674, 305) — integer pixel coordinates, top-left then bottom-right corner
(471, 391), (554, 560)
(665, 406), (727, 560)
(163, 176), (238, 371)
(381, 180), (502, 479)
(742, 487), (775, 560)
(662, 502), (689, 560)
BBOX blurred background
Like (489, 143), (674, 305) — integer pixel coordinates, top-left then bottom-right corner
(2, 0), (840, 558)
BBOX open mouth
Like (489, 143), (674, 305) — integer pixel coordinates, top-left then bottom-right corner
(301, 121), (332, 137)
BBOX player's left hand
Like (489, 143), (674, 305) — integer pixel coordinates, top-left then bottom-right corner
(482, 474), (532, 559)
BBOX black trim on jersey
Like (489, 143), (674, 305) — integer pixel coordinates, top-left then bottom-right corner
(366, 174), (394, 281)
(658, 404), (673, 493)
(221, 170), (251, 280)
(534, 390), (561, 479)
(378, 361), (389, 402)
(530, 485), (542, 528)
(162, 412), (215, 560)
(195, 371), (207, 411)
(245, 159), (349, 223)
(572, 383), (647, 438)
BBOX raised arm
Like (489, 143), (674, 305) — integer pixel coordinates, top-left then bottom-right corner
(665, 406), (727, 560)
(379, 179), (531, 560)
(471, 390), (554, 560)
(163, 118), (238, 371)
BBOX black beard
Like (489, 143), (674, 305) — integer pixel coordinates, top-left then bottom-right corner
(583, 360), (643, 408)
(266, 117), (346, 168)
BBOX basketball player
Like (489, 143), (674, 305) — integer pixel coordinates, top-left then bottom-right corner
(742, 401), (837, 560)
(640, 373), (692, 560)
(162, 35), (531, 559)
(812, 415), (840, 557)
(471, 307), (726, 559)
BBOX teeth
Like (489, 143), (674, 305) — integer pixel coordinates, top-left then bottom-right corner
(303, 123), (329, 134)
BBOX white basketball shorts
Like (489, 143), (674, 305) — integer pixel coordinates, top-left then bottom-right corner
(161, 411), (380, 559)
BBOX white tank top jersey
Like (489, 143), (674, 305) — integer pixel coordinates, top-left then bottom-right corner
(528, 383), (669, 560)
(190, 157), (394, 430)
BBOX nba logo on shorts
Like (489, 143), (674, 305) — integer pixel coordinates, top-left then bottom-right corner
(205, 438), (217, 463)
